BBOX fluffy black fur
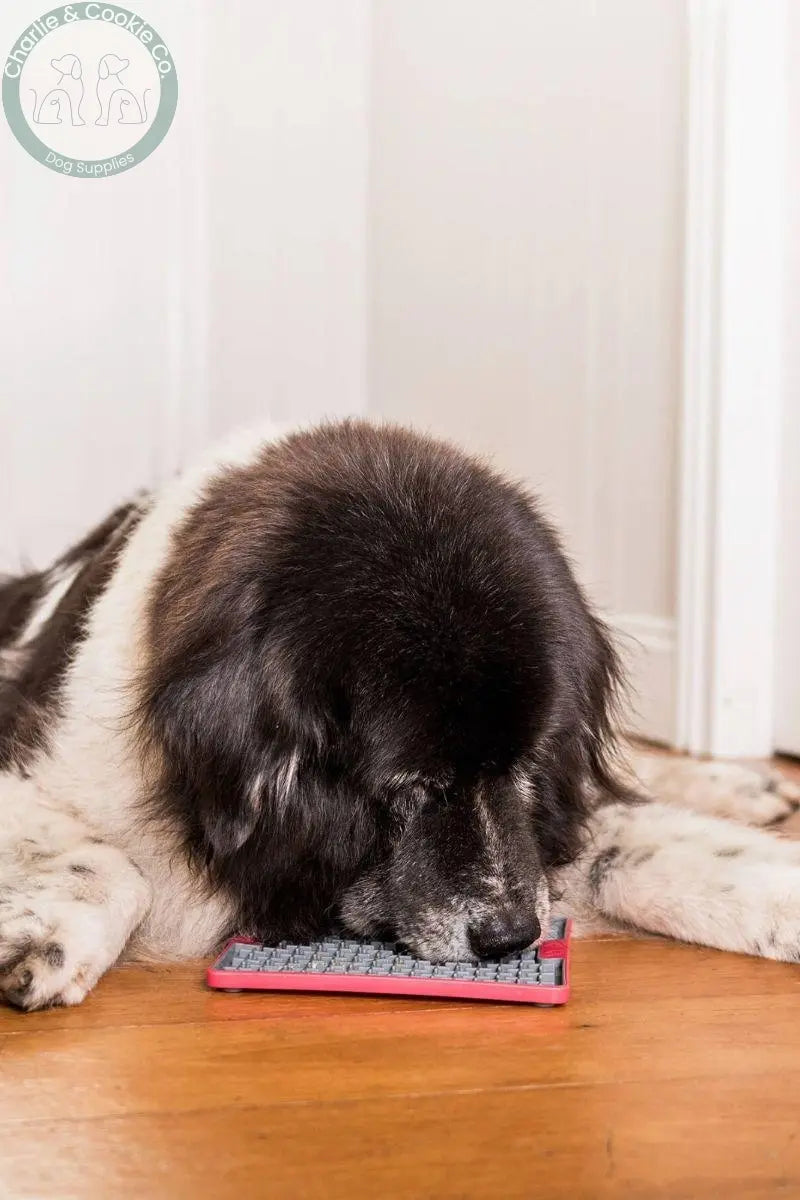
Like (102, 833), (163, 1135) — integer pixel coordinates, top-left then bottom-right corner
(138, 422), (631, 959)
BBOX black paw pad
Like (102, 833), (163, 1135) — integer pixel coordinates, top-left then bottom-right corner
(0, 938), (34, 973)
(42, 943), (65, 969)
(4, 968), (34, 1009)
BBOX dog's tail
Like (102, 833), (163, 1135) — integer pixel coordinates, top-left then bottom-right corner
(141, 88), (150, 122)
(28, 89), (38, 121)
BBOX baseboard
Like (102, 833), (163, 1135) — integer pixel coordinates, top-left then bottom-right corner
(609, 614), (677, 747)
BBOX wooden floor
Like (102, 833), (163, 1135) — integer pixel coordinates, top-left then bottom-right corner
(2, 762), (800, 1199)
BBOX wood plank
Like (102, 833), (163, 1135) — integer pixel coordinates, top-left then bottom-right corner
(0, 940), (798, 1126)
(0, 936), (796, 1037)
(0, 1077), (797, 1200)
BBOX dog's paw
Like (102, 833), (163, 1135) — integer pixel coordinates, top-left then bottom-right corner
(633, 754), (800, 826)
(698, 763), (800, 826)
(0, 936), (83, 1010)
(749, 884), (800, 964)
(0, 843), (152, 1012)
(0, 902), (100, 1010)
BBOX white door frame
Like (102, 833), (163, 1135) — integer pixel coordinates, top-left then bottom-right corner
(676, 0), (787, 759)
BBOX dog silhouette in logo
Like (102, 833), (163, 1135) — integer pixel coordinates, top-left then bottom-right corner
(30, 54), (85, 125)
(95, 53), (150, 125)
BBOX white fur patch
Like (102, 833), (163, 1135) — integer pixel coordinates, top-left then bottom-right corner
(275, 750), (300, 812)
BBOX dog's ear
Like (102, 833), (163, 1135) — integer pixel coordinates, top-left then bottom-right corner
(71, 58), (81, 79)
(141, 646), (271, 859)
(98, 57), (109, 79)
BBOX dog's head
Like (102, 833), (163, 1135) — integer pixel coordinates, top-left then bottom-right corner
(51, 54), (81, 80)
(139, 422), (628, 960)
(98, 54), (129, 80)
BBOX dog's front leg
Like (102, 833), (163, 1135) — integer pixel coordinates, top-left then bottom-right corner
(0, 777), (151, 1010)
(554, 801), (800, 962)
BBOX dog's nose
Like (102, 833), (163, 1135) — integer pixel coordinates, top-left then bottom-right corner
(469, 913), (541, 959)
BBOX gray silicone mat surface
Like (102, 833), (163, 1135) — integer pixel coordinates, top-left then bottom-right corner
(215, 917), (567, 985)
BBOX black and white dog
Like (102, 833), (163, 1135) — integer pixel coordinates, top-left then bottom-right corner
(1, 421), (798, 1010)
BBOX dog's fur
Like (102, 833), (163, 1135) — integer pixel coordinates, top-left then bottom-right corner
(1, 421), (799, 1010)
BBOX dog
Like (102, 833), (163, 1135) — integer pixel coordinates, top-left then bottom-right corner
(30, 54), (85, 126)
(1, 421), (798, 1011)
(95, 54), (149, 126)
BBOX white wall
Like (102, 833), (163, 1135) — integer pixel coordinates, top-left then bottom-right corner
(0, 1), (370, 570)
(368, 0), (686, 741)
(206, 1), (369, 439)
(0, 0), (197, 568)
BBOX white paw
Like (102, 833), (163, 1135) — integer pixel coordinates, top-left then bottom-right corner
(699, 763), (800, 826)
(0, 842), (151, 1011)
(634, 753), (800, 826)
(0, 900), (98, 1010)
(744, 871), (800, 963)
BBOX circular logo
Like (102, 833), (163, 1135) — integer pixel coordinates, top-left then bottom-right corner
(2, 4), (177, 178)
